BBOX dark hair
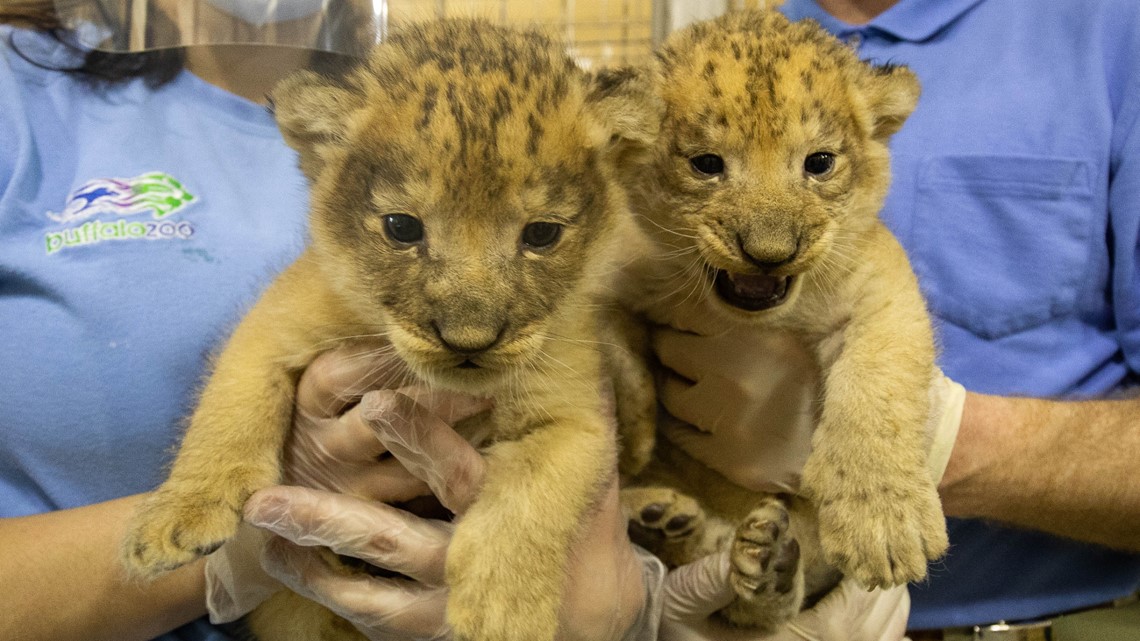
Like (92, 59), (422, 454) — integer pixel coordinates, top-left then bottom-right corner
(0, 0), (184, 87)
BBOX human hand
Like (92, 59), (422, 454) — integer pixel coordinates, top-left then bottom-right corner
(658, 552), (909, 641)
(243, 480), (454, 639)
(282, 341), (491, 498)
(652, 326), (966, 492)
(232, 388), (652, 641)
(205, 342), (490, 624)
(653, 325), (817, 494)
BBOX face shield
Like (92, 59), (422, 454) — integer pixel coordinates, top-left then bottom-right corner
(53, 0), (385, 57)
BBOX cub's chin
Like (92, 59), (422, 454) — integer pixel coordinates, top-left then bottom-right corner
(418, 359), (509, 394)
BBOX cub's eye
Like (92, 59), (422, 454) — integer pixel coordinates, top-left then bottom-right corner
(804, 152), (836, 177)
(521, 222), (563, 249)
(689, 154), (725, 176)
(383, 214), (423, 244)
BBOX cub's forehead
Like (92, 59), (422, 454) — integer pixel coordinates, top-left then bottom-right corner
(350, 19), (593, 165)
(322, 19), (609, 216)
(657, 12), (862, 142)
(381, 18), (579, 85)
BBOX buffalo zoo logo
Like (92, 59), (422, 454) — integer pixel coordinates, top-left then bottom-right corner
(44, 172), (198, 254)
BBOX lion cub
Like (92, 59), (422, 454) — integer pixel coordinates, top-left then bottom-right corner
(610, 10), (948, 631)
(120, 19), (657, 641)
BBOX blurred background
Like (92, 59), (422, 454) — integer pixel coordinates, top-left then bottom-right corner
(57, 0), (778, 70)
(380, 0), (772, 67)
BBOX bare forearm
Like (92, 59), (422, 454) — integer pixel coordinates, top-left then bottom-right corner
(940, 392), (1140, 552)
(0, 494), (208, 641)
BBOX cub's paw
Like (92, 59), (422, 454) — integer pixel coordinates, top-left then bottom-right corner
(121, 488), (245, 579)
(720, 498), (805, 632)
(807, 462), (948, 589)
(621, 486), (705, 567)
(448, 588), (557, 641)
(446, 528), (560, 641)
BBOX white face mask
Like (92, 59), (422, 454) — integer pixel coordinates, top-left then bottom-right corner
(202, 0), (328, 27)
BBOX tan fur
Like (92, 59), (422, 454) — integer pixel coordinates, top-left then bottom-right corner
(120, 18), (658, 641)
(610, 9), (948, 631)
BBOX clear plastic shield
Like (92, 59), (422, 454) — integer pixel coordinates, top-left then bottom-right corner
(53, 0), (383, 57)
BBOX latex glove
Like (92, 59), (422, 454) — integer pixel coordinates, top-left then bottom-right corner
(240, 389), (654, 641)
(246, 482), (454, 639)
(283, 341), (491, 498)
(205, 342), (490, 623)
(653, 326), (966, 492)
(657, 552), (909, 641)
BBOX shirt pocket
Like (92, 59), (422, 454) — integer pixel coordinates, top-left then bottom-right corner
(911, 155), (1093, 339)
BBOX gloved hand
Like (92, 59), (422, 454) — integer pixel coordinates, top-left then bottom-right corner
(657, 552), (910, 641)
(282, 341), (491, 498)
(205, 342), (490, 624)
(239, 388), (654, 641)
(243, 480), (455, 639)
(652, 324), (966, 491)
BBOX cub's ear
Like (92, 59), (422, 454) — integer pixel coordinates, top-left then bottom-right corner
(586, 65), (664, 155)
(861, 63), (921, 141)
(270, 70), (366, 180)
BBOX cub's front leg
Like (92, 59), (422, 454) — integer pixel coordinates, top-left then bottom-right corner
(122, 257), (336, 578)
(599, 306), (657, 477)
(446, 409), (615, 641)
(802, 237), (948, 589)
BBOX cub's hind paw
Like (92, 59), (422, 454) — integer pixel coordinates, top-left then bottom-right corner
(623, 487), (703, 540)
(122, 489), (243, 579)
(621, 486), (705, 567)
(720, 498), (805, 632)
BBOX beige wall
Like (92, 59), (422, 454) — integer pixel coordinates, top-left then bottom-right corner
(385, 0), (655, 66)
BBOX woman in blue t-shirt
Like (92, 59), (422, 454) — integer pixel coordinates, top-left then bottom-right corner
(0, 3), (337, 639)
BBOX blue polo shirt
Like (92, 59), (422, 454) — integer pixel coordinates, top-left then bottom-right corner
(0, 27), (308, 640)
(783, 0), (1140, 629)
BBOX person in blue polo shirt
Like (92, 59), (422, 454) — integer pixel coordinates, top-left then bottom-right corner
(651, 0), (1140, 638)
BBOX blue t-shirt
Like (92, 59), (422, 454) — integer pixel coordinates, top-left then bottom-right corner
(783, 0), (1140, 629)
(0, 28), (309, 640)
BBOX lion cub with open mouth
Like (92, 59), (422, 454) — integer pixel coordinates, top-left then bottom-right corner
(611, 9), (948, 632)
(120, 18), (657, 641)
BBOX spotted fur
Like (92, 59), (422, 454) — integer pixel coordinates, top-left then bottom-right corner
(611, 9), (948, 632)
(120, 18), (659, 641)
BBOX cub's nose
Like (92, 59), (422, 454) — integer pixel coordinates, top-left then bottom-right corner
(431, 321), (506, 356)
(737, 233), (799, 271)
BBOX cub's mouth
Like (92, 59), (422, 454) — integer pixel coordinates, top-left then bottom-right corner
(713, 269), (793, 311)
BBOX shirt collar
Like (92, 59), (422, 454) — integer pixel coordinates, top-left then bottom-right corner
(782, 0), (987, 42)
